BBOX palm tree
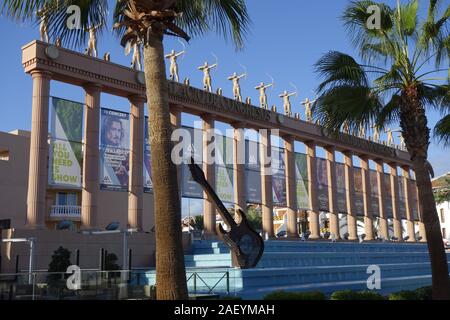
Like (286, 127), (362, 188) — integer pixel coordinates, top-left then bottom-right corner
(312, 0), (449, 299)
(1, 0), (250, 300)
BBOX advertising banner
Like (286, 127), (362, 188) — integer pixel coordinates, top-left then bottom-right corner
(384, 173), (393, 218)
(410, 180), (419, 221)
(216, 165), (234, 203)
(181, 127), (204, 198)
(295, 153), (309, 210)
(398, 178), (407, 219)
(316, 158), (329, 212)
(245, 140), (261, 204)
(100, 108), (130, 191)
(336, 163), (347, 213)
(49, 97), (83, 188)
(353, 167), (365, 216)
(272, 147), (286, 206)
(370, 170), (380, 217)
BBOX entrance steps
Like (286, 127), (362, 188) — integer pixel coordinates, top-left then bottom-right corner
(140, 240), (450, 299)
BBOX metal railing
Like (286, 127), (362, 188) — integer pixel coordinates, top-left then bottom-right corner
(0, 269), (234, 300)
(50, 205), (81, 218)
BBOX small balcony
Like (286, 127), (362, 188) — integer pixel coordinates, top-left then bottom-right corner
(49, 205), (81, 220)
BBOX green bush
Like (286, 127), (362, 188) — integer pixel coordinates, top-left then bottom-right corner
(263, 291), (326, 300)
(389, 290), (419, 300)
(330, 290), (384, 300)
(414, 286), (432, 300)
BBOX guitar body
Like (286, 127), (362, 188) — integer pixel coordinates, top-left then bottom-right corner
(188, 158), (265, 269)
(217, 209), (264, 269)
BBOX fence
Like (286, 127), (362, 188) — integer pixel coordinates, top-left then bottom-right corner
(0, 269), (234, 300)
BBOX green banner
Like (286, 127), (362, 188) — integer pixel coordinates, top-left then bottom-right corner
(49, 97), (83, 188)
(295, 153), (309, 210)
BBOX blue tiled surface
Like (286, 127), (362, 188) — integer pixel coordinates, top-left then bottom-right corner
(136, 240), (450, 299)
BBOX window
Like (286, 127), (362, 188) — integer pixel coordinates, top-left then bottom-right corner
(56, 192), (78, 206)
(441, 208), (445, 223)
(0, 149), (9, 161)
(443, 228), (447, 239)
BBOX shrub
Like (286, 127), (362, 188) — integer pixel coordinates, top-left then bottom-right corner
(263, 291), (326, 300)
(414, 286), (432, 300)
(330, 290), (384, 300)
(389, 290), (419, 300)
(219, 295), (243, 300)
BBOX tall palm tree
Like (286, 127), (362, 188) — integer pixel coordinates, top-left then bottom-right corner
(2, 0), (250, 300)
(312, 0), (449, 299)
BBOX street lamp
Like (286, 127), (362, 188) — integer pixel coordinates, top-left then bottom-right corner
(1, 237), (36, 285)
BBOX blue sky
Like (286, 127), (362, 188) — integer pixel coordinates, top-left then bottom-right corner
(0, 0), (448, 184)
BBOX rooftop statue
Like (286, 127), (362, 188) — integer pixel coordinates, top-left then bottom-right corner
(37, 8), (49, 43)
(227, 72), (246, 102)
(371, 124), (380, 143)
(198, 61), (217, 92)
(126, 41), (142, 71)
(86, 24), (101, 58)
(165, 49), (185, 82)
(301, 97), (316, 122)
(255, 82), (273, 109)
(279, 90), (297, 116)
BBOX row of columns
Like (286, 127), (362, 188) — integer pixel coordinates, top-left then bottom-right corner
(25, 71), (428, 243)
(198, 123), (426, 242)
(26, 71), (147, 230)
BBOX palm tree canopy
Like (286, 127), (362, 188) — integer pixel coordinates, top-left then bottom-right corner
(313, 0), (449, 138)
(1, 0), (250, 48)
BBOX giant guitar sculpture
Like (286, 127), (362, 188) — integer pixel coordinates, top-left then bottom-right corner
(188, 158), (264, 269)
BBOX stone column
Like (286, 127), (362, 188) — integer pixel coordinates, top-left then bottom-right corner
(389, 163), (403, 241)
(233, 124), (247, 213)
(401, 166), (416, 242)
(375, 161), (389, 240)
(344, 152), (358, 240)
(325, 146), (340, 240)
(284, 135), (299, 238)
(202, 115), (216, 238)
(26, 70), (52, 228)
(306, 142), (320, 239)
(360, 156), (374, 241)
(170, 105), (183, 201)
(260, 129), (274, 238)
(128, 95), (145, 230)
(81, 83), (102, 229)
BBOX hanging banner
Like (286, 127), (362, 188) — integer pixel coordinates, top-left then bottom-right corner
(316, 158), (329, 212)
(246, 140), (261, 204)
(353, 167), (365, 216)
(272, 147), (286, 206)
(216, 165), (234, 203)
(48, 97), (83, 188)
(144, 117), (153, 192)
(384, 173), (393, 218)
(409, 180), (419, 221)
(370, 170), (380, 217)
(181, 127), (204, 198)
(100, 108), (130, 191)
(295, 153), (309, 210)
(398, 178), (407, 219)
(336, 163), (347, 213)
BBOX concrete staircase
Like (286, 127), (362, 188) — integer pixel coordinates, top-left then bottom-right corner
(139, 240), (450, 299)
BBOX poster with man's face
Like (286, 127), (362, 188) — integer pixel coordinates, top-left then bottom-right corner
(100, 109), (130, 191)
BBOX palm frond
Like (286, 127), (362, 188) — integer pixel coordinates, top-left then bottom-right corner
(433, 114), (450, 146)
(315, 51), (369, 93)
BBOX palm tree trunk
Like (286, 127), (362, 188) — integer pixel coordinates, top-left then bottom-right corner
(401, 88), (450, 299)
(413, 156), (450, 299)
(143, 32), (188, 300)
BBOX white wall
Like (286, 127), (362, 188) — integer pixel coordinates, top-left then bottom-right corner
(437, 201), (450, 240)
